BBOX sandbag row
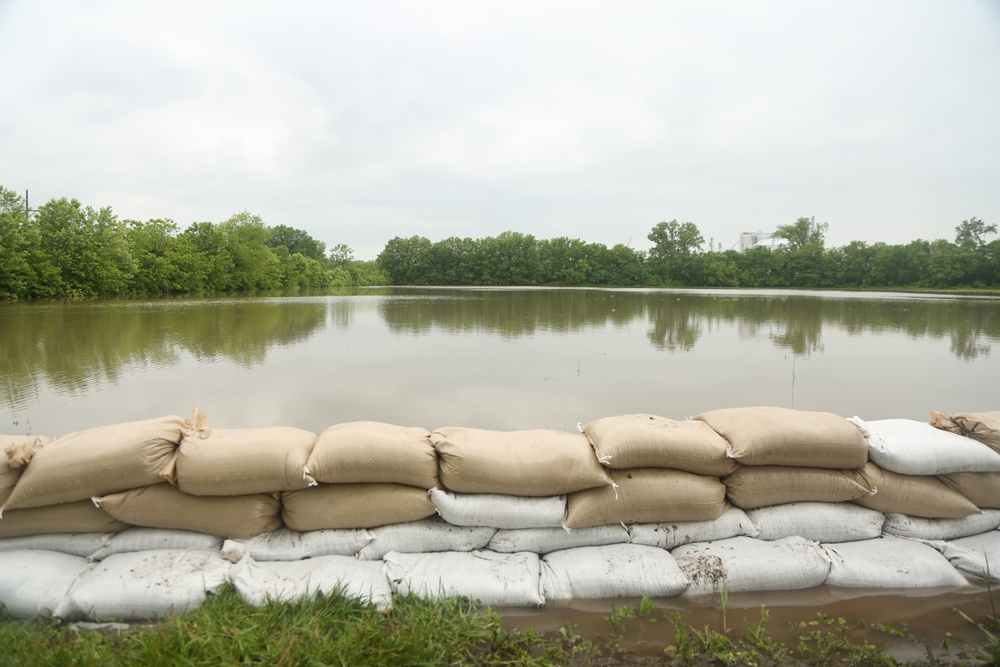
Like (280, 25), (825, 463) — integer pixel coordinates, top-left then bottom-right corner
(1, 514), (996, 619)
(3, 407), (1000, 540)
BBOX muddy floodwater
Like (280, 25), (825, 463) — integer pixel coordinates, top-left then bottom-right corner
(2, 287), (999, 656)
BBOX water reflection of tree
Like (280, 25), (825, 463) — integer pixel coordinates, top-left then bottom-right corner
(0, 299), (328, 410)
(377, 288), (999, 362)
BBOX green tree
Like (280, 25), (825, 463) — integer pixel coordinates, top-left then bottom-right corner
(34, 198), (136, 298)
(773, 217), (828, 251)
(266, 224), (327, 261)
(0, 187), (59, 299)
(377, 236), (434, 284)
(477, 231), (540, 286)
(647, 220), (704, 284)
(219, 211), (283, 291)
(954, 217), (997, 251)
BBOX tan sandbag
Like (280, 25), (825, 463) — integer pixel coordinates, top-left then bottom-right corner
(307, 422), (438, 489)
(176, 411), (317, 495)
(582, 414), (738, 476)
(723, 466), (873, 509)
(853, 462), (980, 518)
(938, 471), (1000, 509)
(950, 410), (1000, 454)
(694, 406), (867, 469)
(563, 469), (727, 529)
(96, 484), (282, 539)
(0, 435), (49, 507)
(281, 483), (436, 531)
(1, 416), (186, 511)
(0, 500), (129, 538)
(432, 427), (611, 496)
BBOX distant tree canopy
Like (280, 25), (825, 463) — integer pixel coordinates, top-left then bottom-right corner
(2, 184), (997, 300)
(0, 186), (386, 300)
(377, 218), (999, 290)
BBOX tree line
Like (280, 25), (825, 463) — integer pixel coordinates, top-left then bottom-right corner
(0, 187), (385, 300)
(2, 185), (997, 300)
(376, 217), (1000, 290)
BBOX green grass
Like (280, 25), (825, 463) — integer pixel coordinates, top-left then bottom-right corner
(1, 587), (998, 666)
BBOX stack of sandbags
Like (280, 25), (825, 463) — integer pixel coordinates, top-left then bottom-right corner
(571, 415), (730, 530)
(389, 426), (613, 604)
(693, 408), (875, 540)
(848, 417), (997, 518)
(95, 409), (300, 539)
(282, 421), (438, 532)
(1, 419), (189, 538)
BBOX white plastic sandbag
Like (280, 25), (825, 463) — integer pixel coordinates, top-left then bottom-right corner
(0, 550), (93, 617)
(489, 524), (630, 555)
(428, 488), (565, 529)
(541, 544), (688, 600)
(356, 518), (496, 560)
(746, 503), (885, 543)
(823, 534), (969, 589)
(61, 548), (230, 620)
(228, 528), (374, 562)
(673, 536), (831, 596)
(881, 511), (1000, 541)
(630, 508), (758, 550)
(230, 554), (393, 611)
(89, 528), (224, 561)
(383, 550), (544, 607)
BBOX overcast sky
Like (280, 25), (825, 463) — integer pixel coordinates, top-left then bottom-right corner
(2, 1), (999, 260)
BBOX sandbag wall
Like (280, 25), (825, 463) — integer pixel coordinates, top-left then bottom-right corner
(0, 406), (999, 620)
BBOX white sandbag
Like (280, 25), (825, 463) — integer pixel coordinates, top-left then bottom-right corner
(383, 550), (544, 607)
(62, 548), (230, 620)
(849, 417), (1000, 476)
(428, 488), (565, 529)
(932, 531), (1000, 581)
(0, 550), (93, 617)
(581, 414), (737, 476)
(2, 416), (186, 511)
(882, 510), (1000, 541)
(823, 534), (969, 589)
(673, 536), (831, 596)
(629, 508), (758, 550)
(89, 528), (225, 561)
(234, 528), (374, 561)
(230, 554), (393, 611)
(746, 503), (885, 543)
(695, 407), (867, 469)
(541, 544), (688, 600)
(489, 525), (630, 555)
(356, 518), (496, 561)
(0, 533), (112, 559)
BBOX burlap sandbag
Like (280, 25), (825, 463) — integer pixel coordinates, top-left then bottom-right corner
(281, 483), (436, 532)
(175, 409), (317, 495)
(563, 468), (727, 529)
(722, 465), (873, 509)
(96, 484), (282, 539)
(307, 422), (438, 489)
(1, 416), (186, 511)
(432, 427), (611, 496)
(0, 435), (49, 506)
(695, 406), (867, 469)
(949, 411), (1000, 454)
(0, 500), (129, 538)
(937, 471), (1000, 509)
(582, 414), (738, 476)
(853, 462), (980, 518)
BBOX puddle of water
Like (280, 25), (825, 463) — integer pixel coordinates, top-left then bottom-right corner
(498, 585), (999, 663)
